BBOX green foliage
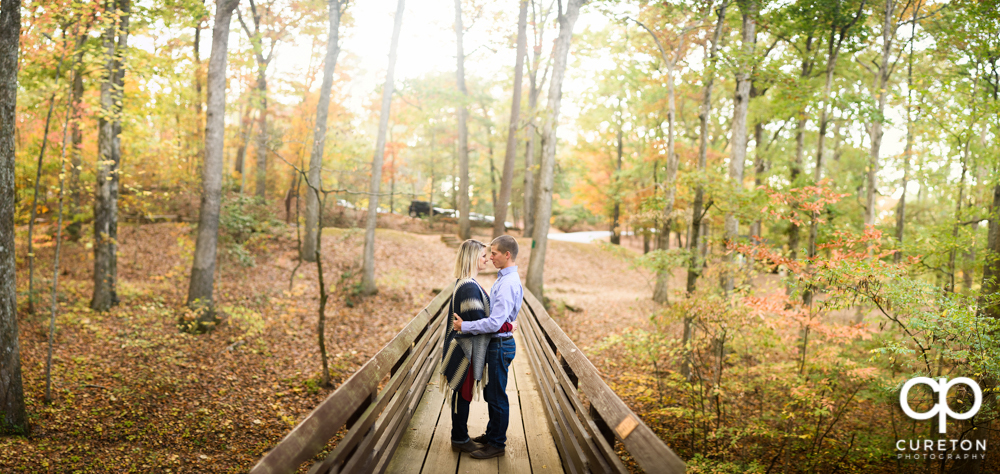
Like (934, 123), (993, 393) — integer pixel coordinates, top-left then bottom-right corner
(219, 196), (281, 267)
(552, 203), (599, 232)
(595, 221), (1000, 471)
(687, 455), (766, 474)
(220, 305), (265, 341)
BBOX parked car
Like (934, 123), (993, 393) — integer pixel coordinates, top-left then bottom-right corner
(432, 207), (456, 217)
(409, 200), (432, 217)
(335, 199), (355, 209)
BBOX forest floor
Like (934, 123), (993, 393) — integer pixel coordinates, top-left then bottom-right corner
(0, 215), (672, 473)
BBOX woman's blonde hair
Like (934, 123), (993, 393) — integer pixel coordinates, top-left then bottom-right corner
(454, 239), (487, 279)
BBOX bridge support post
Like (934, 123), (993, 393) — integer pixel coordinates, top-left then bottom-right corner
(560, 355), (578, 389)
(589, 404), (617, 448)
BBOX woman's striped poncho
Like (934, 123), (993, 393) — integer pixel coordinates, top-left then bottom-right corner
(440, 278), (492, 404)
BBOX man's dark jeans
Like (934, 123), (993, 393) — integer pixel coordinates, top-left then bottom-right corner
(484, 337), (516, 449)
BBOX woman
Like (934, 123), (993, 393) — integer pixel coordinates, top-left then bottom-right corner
(440, 239), (514, 453)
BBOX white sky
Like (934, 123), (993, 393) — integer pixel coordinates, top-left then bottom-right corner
(266, 0), (615, 143)
(137, 0), (912, 183)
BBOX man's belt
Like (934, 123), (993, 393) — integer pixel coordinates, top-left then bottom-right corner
(490, 335), (514, 342)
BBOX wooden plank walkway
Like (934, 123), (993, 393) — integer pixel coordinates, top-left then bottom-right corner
(385, 325), (565, 474)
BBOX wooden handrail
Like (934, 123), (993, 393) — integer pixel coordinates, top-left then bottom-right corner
(518, 289), (686, 474)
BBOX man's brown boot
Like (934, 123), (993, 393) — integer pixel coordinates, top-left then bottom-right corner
(451, 440), (484, 453)
(470, 444), (505, 459)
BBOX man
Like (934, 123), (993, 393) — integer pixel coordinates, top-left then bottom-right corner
(452, 234), (523, 459)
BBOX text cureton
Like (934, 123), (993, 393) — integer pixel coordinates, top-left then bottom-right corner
(896, 439), (987, 452)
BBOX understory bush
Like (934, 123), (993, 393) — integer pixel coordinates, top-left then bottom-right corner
(219, 195), (281, 267)
(595, 184), (1000, 473)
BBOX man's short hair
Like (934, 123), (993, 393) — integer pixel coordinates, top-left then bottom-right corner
(491, 235), (518, 261)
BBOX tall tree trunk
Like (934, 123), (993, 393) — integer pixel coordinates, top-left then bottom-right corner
(487, 131), (497, 210)
(193, 0), (205, 169)
(526, 0), (585, 301)
(234, 103), (253, 177)
(895, 6), (918, 263)
(522, 0), (551, 238)
(749, 120), (765, 238)
(494, 0), (528, 239)
(47, 72), (76, 404)
(93, 0), (129, 312)
(723, 0), (757, 294)
(67, 31), (87, 241)
(360, 0), (405, 295)
(455, 0), (471, 240)
(789, 35), (813, 261)
(303, 0), (343, 262)
(108, 2), (129, 311)
(948, 141), (970, 293)
(237, 4), (272, 200)
(254, 72), (267, 198)
(979, 184), (1000, 319)
(314, 193), (331, 386)
(187, 0), (240, 319)
(686, 1), (727, 300)
(808, 3), (863, 269)
(522, 103), (537, 236)
(0, 0), (27, 435)
(26, 37), (68, 314)
(808, 43), (838, 263)
(611, 121), (622, 245)
(428, 129), (436, 222)
(632, 17), (689, 304)
(866, 0), (895, 228)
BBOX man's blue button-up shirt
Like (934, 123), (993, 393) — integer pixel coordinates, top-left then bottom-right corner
(461, 265), (522, 337)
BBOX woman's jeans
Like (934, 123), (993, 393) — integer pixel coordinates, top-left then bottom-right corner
(451, 390), (472, 444)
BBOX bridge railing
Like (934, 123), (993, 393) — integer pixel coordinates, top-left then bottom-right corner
(250, 282), (454, 474)
(517, 289), (685, 474)
(250, 281), (686, 474)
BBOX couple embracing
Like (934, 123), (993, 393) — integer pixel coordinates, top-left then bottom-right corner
(440, 235), (522, 460)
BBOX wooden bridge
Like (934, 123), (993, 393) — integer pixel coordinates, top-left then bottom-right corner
(249, 282), (685, 474)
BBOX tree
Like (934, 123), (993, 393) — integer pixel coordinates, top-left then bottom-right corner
(92, 0), (131, 312)
(723, 0), (758, 294)
(66, 5), (98, 241)
(782, 0), (820, 260)
(25, 32), (69, 314)
(522, 0), (554, 238)
(684, 0), (727, 379)
(863, 0), (921, 228)
(806, 0), (866, 266)
(0, 0), (27, 435)
(47, 56), (78, 404)
(631, 5), (704, 303)
(893, 2), (918, 263)
(303, 0), (346, 262)
(187, 0), (242, 322)
(493, 0), (528, 239)
(360, 0), (405, 296)
(687, 0), (727, 284)
(611, 106), (623, 245)
(525, 0), (586, 301)
(454, 0), (471, 240)
(237, 0), (290, 200)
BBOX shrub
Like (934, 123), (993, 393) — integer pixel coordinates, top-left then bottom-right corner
(219, 196), (281, 266)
